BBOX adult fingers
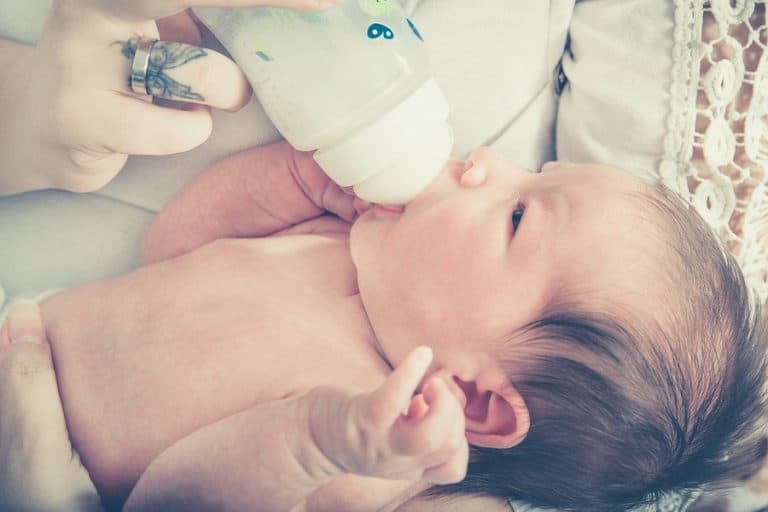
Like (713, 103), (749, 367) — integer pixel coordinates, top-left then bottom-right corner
(0, 303), (103, 511)
(0, 303), (65, 441)
(115, 38), (251, 111)
(93, 96), (213, 156)
(0, 302), (44, 347)
(101, 0), (342, 24)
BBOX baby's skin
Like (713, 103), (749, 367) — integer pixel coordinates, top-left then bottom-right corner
(37, 142), (656, 510)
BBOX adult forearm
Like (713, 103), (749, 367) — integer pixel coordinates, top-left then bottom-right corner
(123, 394), (340, 512)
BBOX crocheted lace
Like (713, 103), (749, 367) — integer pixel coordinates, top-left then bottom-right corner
(662, 0), (767, 304)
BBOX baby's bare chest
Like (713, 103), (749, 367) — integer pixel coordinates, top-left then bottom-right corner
(164, 233), (381, 394)
(45, 232), (389, 502)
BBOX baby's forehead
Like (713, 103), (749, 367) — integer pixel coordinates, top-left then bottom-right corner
(550, 161), (653, 189)
(549, 180), (677, 308)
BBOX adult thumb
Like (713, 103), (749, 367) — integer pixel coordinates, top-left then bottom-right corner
(0, 303), (102, 511)
(0, 302), (60, 417)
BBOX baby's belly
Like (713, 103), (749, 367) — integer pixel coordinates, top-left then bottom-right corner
(39, 236), (379, 508)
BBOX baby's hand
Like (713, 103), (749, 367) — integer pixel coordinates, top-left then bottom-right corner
(310, 347), (469, 485)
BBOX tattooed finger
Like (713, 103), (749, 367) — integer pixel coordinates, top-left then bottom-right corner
(115, 38), (252, 111)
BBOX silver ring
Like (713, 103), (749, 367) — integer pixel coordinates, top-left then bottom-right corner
(130, 37), (157, 95)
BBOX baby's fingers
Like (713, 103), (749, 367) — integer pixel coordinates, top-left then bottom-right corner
(392, 378), (465, 457)
(422, 437), (469, 485)
(363, 346), (433, 428)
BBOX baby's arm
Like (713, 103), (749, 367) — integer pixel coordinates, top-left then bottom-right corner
(142, 141), (364, 263)
(124, 347), (468, 512)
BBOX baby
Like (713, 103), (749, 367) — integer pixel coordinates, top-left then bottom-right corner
(22, 142), (768, 511)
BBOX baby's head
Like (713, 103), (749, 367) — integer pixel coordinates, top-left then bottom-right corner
(349, 147), (767, 510)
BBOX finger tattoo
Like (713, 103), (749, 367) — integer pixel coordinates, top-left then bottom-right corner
(115, 37), (207, 101)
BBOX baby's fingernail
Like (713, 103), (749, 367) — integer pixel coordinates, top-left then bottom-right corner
(7, 302), (43, 344)
(416, 346), (434, 364)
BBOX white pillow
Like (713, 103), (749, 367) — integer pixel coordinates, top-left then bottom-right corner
(556, 0), (675, 176)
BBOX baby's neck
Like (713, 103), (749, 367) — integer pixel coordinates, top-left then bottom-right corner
(342, 288), (394, 376)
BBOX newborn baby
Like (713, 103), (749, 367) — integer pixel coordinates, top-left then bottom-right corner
(28, 143), (767, 511)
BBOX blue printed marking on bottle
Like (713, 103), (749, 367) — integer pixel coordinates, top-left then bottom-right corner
(367, 23), (394, 40)
(406, 18), (423, 41)
(255, 51), (273, 62)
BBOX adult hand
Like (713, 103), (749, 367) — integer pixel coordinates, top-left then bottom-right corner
(0, 0), (341, 196)
(0, 303), (102, 512)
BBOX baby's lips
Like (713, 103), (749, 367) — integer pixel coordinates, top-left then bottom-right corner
(369, 203), (406, 220)
(372, 204), (405, 214)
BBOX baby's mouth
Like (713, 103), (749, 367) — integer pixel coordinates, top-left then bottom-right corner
(372, 204), (406, 218)
(373, 204), (405, 213)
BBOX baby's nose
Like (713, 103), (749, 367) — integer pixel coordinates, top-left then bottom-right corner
(460, 161), (488, 187)
(467, 147), (534, 177)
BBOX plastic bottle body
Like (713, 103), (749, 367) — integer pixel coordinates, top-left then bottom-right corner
(195, 3), (453, 204)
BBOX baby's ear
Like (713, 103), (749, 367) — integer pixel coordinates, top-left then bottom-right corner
(456, 376), (530, 449)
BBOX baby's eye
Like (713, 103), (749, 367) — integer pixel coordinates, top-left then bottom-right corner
(511, 206), (525, 234)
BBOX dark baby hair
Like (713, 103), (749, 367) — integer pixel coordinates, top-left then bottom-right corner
(429, 181), (768, 511)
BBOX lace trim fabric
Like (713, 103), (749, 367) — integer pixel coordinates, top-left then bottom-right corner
(662, 0), (768, 305)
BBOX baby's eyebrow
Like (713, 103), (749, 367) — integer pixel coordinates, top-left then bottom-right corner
(536, 187), (571, 241)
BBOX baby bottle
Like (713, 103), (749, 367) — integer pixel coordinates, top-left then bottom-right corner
(194, 1), (453, 204)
